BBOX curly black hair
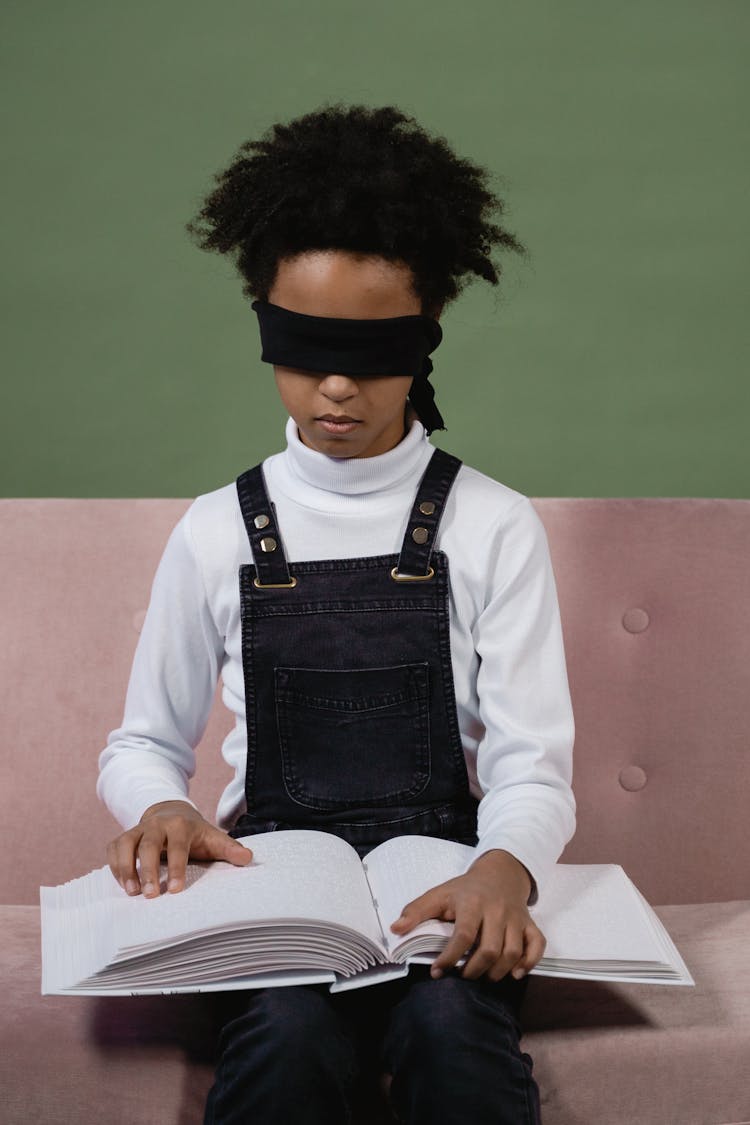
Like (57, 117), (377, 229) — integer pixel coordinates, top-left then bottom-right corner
(185, 102), (528, 317)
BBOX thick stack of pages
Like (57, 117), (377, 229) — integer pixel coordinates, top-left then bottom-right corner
(41, 831), (694, 995)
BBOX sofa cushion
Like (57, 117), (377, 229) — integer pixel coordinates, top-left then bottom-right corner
(1, 906), (214, 1124)
(523, 900), (750, 1124)
(3, 899), (748, 1125)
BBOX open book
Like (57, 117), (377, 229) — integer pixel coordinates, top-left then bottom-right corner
(41, 830), (694, 995)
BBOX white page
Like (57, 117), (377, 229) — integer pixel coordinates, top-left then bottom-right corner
(42, 830), (385, 992)
(124, 830), (382, 950)
(41, 883), (127, 993)
(55, 969), (340, 997)
(627, 886), (694, 984)
(363, 835), (476, 956)
(363, 837), (685, 973)
(530, 865), (672, 963)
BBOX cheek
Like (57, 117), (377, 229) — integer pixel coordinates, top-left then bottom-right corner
(367, 376), (411, 401)
(274, 371), (313, 413)
(379, 380), (413, 415)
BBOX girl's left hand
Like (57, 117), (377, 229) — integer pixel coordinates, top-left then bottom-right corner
(389, 848), (546, 982)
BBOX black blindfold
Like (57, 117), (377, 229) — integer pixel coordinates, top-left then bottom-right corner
(251, 299), (446, 434)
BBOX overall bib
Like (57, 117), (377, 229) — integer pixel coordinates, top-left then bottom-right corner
(229, 446), (479, 855)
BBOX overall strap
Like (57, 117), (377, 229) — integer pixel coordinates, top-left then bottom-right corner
(236, 465), (295, 588)
(394, 448), (463, 580)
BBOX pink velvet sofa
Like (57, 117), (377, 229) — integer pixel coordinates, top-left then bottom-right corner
(1, 496), (748, 1125)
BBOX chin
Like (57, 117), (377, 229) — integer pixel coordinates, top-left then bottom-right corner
(299, 429), (361, 457)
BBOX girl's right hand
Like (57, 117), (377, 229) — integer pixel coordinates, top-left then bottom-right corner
(105, 800), (253, 897)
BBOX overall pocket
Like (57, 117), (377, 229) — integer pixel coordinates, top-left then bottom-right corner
(274, 663), (431, 810)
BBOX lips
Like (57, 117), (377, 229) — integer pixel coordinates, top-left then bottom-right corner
(316, 415), (362, 435)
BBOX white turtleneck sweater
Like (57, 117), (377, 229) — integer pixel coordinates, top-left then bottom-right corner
(98, 417), (576, 900)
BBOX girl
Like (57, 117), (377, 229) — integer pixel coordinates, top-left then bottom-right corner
(99, 102), (576, 1125)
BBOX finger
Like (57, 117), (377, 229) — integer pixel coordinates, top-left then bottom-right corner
(459, 916), (510, 981)
(431, 913), (482, 978)
(165, 834), (191, 894)
(167, 824), (254, 892)
(390, 886), (452, 935)
(484, 925), (526, 982)
(106, 830), (143, 896)
(137, 826), (168, 898)
(190, 826), (254, 867)
(222, 836), (254, 865)
(510, 923), (547, 980)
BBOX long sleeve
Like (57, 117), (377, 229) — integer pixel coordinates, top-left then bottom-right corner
(469, 497), (576, 903)
(97, 507), (224, 830)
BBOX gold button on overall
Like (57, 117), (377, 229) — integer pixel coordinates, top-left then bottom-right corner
(419, 501), (436, 515)
(254, 514), (270, 529)
(260, 537), (277, 552)
(412, 527), (429, 545)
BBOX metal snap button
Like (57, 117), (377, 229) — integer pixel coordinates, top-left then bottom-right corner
(254, 514), (270, 529)
(260, 537), (277, 552)
(419, 501), (436, 515)
(412, 527), (429, 544)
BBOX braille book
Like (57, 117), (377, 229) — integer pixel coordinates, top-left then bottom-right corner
(40, 830), (694, 996)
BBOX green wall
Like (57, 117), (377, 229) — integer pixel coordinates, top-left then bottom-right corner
(3, 1), (747, 498)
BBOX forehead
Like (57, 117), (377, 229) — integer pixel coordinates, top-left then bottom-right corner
(268, 250), (421, 319)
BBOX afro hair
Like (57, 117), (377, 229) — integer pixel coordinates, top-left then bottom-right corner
(185, 102), (528, 317)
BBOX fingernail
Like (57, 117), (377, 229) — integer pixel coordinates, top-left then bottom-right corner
(125, 880), (139, 895)
(168, 878), (181, 892)
(512, 968), (526, 979)
(431, 966), (443, 979)
(142, 882), (156, 896)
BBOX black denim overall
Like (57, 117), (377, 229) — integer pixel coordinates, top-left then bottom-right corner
(229, 446), (479, 856)
(207, 447), (542, 1125)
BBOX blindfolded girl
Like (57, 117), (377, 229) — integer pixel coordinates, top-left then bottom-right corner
(99, 101), (576, 1125)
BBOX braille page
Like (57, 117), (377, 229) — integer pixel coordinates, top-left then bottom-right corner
(363, 835), (476, 958)
(120, 831), (382, 952)
(530, 864), (671, 962)
(41, 830), (385, 993)
(360, 838), (694, 984)
(528, 865), (695, 983)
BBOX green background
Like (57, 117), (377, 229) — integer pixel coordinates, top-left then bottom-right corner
(2, 1), (747, 499)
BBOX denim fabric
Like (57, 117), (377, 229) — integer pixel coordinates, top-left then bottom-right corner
(204, 968), (541, 1125)
(231, 448), (479, 855)
(274, 663), (431, 809)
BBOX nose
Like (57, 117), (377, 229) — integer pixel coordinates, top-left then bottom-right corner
(319, 373), (359, 401)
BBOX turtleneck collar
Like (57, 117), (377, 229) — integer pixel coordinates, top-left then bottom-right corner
(281, 415), (431, 496)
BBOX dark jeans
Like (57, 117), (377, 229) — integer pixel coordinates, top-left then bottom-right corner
(204, 966), (541, 1125)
